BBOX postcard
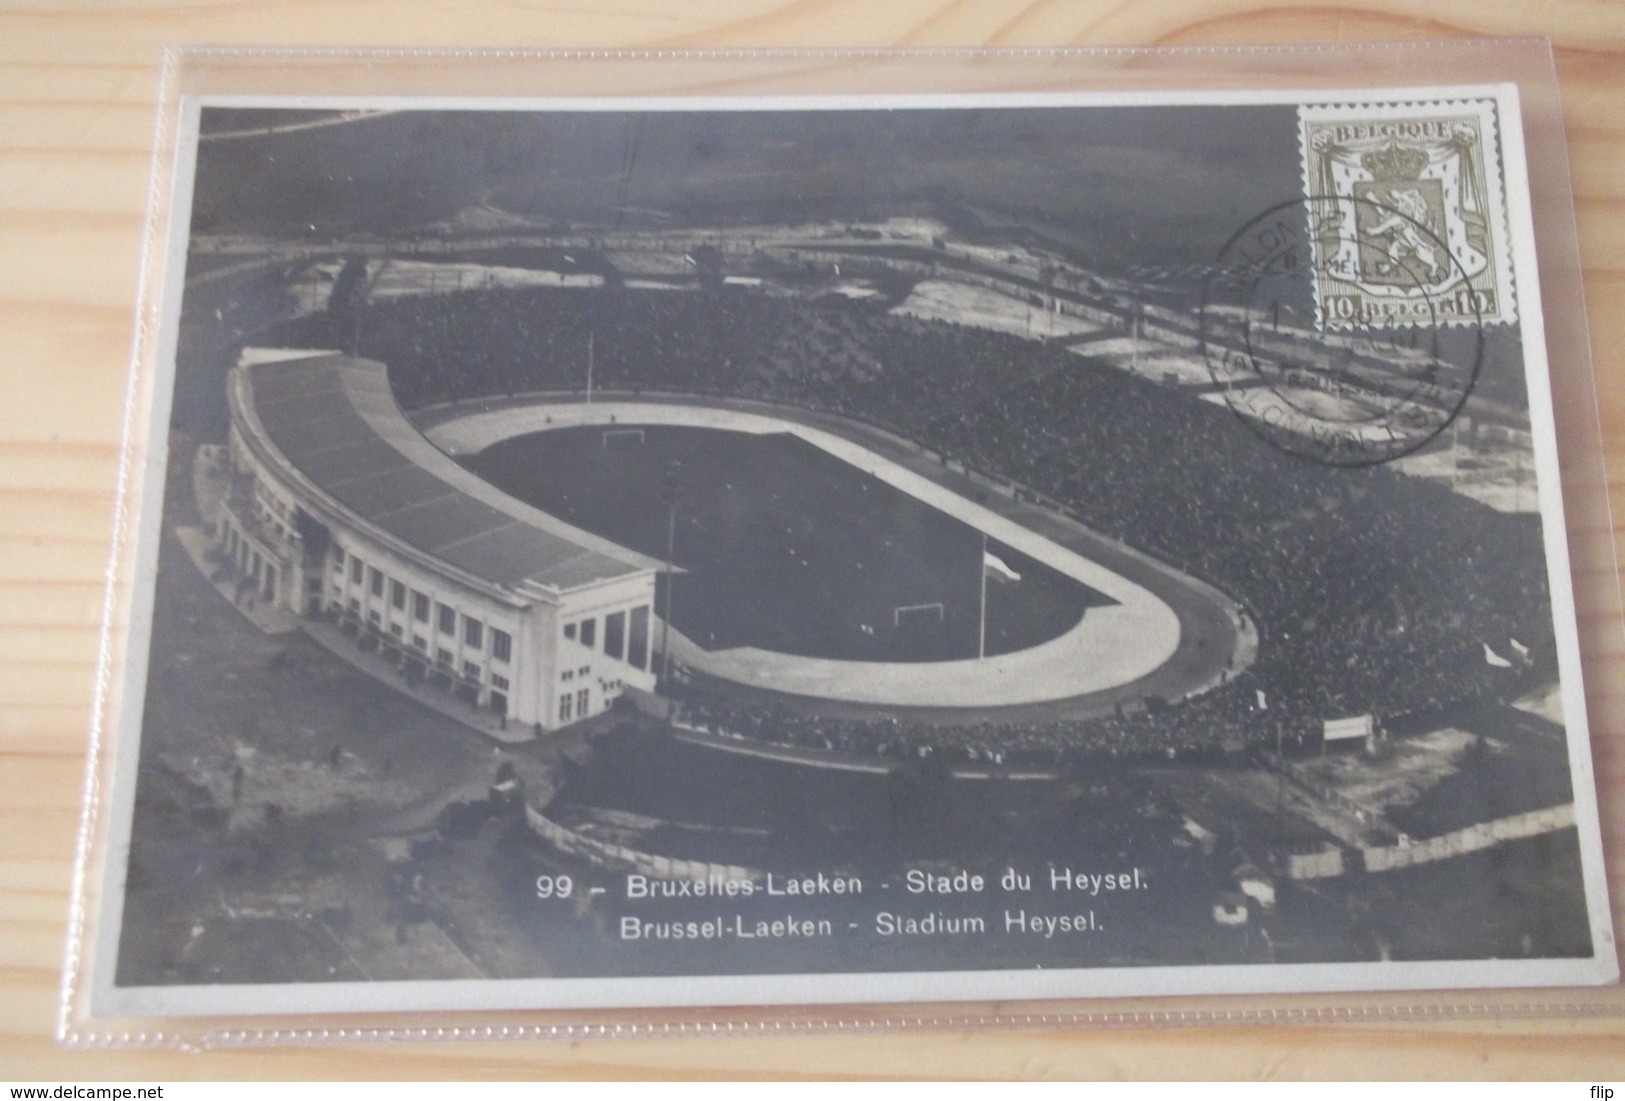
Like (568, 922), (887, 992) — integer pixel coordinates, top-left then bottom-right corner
(88, 84), (1615, 1017)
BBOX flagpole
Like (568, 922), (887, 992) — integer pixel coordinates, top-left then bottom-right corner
(1131, 304), (1140, 374)
(586, 330), (594, 405)
(979, 532), (988, 660)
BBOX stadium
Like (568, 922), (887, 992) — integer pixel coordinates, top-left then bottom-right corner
(225, 269), (1560, 767)
(151, 226), (1594, 976)
(110, 104), (1600, 989)
(212, 341), (1243, 732)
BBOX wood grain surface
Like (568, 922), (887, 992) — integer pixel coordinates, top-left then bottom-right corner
(3, 0), (1624, 1081)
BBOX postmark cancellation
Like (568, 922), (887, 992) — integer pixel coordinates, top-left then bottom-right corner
(1299, 99), (1516, 329)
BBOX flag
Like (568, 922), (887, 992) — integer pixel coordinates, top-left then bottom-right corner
(983, 550), (1021, 582)
(1484, 643), (1512, 668)
(1509, 637), (1530, 660)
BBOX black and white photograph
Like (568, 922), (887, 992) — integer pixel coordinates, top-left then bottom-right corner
(90, 86), (1615, 1016)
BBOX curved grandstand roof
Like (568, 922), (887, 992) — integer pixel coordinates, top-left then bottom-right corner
(233, 349), (659, 594)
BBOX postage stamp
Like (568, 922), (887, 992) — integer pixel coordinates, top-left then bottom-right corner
(1299, 100), (1516, 329)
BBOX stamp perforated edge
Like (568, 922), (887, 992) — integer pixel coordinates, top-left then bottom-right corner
(1298, 99), (1517, 330)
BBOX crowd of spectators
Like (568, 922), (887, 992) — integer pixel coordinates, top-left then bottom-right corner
(281, 282), (1553, 764)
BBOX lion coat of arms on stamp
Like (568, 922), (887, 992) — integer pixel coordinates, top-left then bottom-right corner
(1300, 99), (1516, 329)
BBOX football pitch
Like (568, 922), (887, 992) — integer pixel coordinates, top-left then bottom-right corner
(464, 424), (1114, 662)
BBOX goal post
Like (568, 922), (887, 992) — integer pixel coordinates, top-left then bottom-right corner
(601, 427), (646, 448)
(893, 602), (945, 628)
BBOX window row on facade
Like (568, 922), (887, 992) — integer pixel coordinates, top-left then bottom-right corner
(221, 521), (279, 603)
(563, 606), (652, 671)
(329, 544), (514, 676)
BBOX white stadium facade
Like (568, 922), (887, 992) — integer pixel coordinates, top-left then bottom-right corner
(214, 348), (662, 731)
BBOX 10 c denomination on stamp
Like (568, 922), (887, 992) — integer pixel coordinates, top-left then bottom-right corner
(1299, 99), (1516, 329)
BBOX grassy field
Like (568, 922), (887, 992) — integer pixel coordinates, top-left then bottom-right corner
(466, 424), (1112, 662)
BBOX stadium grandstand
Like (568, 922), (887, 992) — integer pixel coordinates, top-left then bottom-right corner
(211, 347), (662, 731)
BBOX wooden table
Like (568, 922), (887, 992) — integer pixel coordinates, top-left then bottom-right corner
(3, 0), (1622, 1081)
